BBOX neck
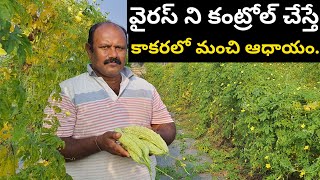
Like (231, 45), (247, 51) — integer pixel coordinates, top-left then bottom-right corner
(104, 75), (122, 95)
(92, 68), (121, 84)
(102, 74), (122, 85)
(93, 69), (122, 95)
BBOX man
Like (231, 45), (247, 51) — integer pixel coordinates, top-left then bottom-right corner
(45, 21), (176, 179)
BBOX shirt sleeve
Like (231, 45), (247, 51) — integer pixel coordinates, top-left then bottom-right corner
(43, 90), (77, 138)
(151, 88), (174, 124)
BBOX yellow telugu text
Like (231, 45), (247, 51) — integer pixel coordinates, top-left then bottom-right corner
(131, 39), (319, 56)
(131, 37), (192, 55)
(245, 40), (319, 56)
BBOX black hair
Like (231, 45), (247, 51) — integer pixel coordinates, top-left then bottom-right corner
(87, 20), (128, 51)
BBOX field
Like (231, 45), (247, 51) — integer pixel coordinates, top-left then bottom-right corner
(144, 62), (320, 179)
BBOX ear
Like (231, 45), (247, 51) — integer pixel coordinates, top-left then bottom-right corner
(85, 43), (94, 60)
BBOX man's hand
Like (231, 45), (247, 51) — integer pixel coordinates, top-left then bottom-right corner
(59, 131), (129, 162)
(151, 122), (176, 146)
(96, 131), (130, 157)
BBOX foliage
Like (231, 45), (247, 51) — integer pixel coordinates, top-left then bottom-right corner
(0, 0), (106, 178)
(144, 62), (320, 179)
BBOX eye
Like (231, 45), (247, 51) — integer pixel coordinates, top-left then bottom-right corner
(100, 45), (111, 49)
(115, 46), (126, 52)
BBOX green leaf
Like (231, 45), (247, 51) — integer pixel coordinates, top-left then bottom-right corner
(0, 0), (13, 21)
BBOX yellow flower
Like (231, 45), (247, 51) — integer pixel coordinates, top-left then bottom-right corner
(75, 15), (82, 22)
(77, 11), (84, 17)
(65, 111), (71, 117)
(0, 122), (12, 144)
(43, 160), (49, 167)
(250, 126), (255, 131)
(0, 122), (13, 141)
(299, 170), (305, 178)
(10, 23), (15, 33)
(0, 44), (7, 56)
(68, 7), (72, 13)
(301, 124), (305, 128)
(182, 157), (186, 161)
(2, 122), (12, 131)
(304, 146), (309, 150)
(303, 105), (311, 111)
(38, 159), (49, 166)
(266, 164), (271, 169)
(241, 109), (245, 113)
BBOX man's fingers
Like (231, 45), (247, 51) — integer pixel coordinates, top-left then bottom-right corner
(113, 132), (122, 139)
(113, 134), (129, 156)
(104, 131), (121, 139)
(101, 131), (129, 157)
(114, 144), (130, 157)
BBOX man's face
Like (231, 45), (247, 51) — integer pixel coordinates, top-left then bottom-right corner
(87, 23), (127, 78)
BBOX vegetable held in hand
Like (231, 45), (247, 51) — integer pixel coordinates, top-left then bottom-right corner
(122, 125), (169, 154)
(114, 126), (169, 176)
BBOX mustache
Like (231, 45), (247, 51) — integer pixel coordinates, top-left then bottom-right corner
(104, 58), (122, 65)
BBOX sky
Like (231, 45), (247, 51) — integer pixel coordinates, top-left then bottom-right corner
(90, 0), (127, 30)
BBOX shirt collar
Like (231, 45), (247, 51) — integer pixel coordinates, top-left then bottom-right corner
(87, 64), (134, 79)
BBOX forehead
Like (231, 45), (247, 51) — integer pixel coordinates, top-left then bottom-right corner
(93, 23), (126, 44)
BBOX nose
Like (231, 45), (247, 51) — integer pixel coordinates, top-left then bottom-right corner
(107, 46), (118, 59)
